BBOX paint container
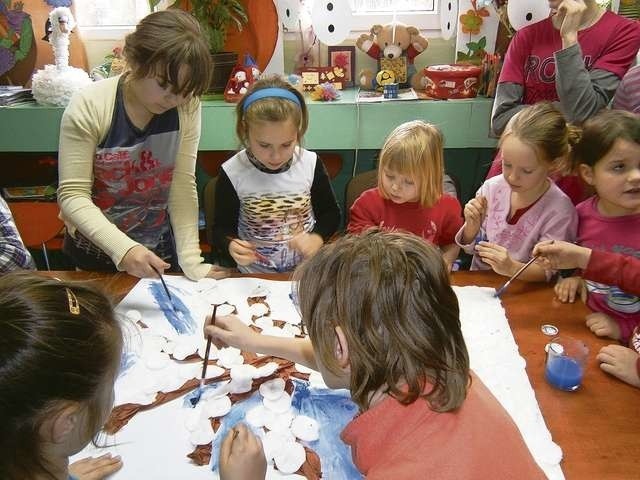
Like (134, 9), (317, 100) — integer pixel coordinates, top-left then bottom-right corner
(544, 336), (588, 391)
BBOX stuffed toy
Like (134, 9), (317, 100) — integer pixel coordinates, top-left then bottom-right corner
(356, 22), (428, 90)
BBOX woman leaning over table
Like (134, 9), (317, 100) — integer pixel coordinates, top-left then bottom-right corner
(57, 10), (227, 280)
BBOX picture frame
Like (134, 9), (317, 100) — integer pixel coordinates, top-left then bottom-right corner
(327, 45), (356, 88)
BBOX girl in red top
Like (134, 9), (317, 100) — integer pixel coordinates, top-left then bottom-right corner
(347, 121), (463, 270)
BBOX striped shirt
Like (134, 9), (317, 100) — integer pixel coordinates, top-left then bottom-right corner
(613, 64), (640, 114)
(0, 196), (36, 273)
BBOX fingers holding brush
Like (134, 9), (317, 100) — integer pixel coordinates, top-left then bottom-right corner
(219, 423), (266, 480)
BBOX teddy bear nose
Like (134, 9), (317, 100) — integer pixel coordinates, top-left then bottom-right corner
(387, 53), (395, 59)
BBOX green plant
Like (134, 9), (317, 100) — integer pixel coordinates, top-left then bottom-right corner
(149, 0), (248, 54)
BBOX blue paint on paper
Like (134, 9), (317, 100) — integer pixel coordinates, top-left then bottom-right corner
(148, 282), (196, 334)
(209, 379), (360, 478)
(183, 381), (230, 409)
(118, 351), (136, 377)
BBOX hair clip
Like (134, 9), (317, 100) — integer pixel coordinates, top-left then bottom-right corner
(66, 288), (80, 315)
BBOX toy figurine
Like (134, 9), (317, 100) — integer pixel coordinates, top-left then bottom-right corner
(31, 6), (91, 106)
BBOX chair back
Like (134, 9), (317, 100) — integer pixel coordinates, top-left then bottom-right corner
(8, 201), (64, 248)
(344, 170), (378, 223)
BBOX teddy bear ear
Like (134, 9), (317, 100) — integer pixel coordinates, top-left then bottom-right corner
(406, 26), (419, 35)
(371, 24), (384, 35)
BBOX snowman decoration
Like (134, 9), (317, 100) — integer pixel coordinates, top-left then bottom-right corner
(31, 6), (91, 106)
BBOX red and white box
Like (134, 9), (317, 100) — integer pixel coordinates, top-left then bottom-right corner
(422, 64), (482, 99)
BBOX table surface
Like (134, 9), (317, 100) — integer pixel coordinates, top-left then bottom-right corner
(47, 270), (639, 480)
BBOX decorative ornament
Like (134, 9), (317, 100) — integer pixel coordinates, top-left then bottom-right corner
(31, 6), (91, 106)
(309, 82), (339, 101)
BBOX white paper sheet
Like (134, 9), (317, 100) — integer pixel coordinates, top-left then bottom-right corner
(72, 278), (563, 480)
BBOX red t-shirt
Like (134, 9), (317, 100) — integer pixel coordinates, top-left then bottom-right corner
(341, 374), (547, 479)
(347, 188), (463, 246)
(500, 11), (640, 105)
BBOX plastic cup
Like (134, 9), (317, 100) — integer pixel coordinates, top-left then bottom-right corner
(545, 336), (589, 391)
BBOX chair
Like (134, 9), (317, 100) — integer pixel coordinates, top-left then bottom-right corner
(8, 201), (64, 270)
(344, 170), (378, 223)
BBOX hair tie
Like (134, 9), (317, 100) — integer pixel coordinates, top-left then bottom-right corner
(242, 87), (301, 112)
(66, 288), (80, 315)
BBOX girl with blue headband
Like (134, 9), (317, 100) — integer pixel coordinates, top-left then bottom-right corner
(211, 75), (340, 273)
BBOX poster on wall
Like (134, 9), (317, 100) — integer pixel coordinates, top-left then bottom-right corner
(455, 0), (499, 64)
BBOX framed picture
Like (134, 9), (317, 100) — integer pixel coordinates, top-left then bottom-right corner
(327, 45), (356, 88)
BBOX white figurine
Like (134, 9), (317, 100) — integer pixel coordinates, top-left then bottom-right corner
(32, 6), (91, 107)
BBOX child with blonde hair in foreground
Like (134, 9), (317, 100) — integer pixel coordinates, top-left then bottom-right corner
(206, 230), (545, 479)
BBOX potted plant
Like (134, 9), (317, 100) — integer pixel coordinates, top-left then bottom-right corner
(149, 0), (248, 92)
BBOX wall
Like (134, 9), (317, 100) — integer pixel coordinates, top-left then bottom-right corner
(81, 32), (457, 76)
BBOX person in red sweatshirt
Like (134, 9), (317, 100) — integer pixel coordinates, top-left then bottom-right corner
(208, 230), (546, 479)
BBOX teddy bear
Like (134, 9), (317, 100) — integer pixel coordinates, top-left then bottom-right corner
(356, 22), (428, 90)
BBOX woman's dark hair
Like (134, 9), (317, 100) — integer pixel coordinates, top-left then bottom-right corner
(294, 230), (470, 412)
(0, 272), (122, 480)
(123, 9), (212, 97)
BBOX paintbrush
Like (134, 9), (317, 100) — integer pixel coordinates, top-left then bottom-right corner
(191, 304), (218, 407)
(150, 265), (177, 312)
(494, 255), (540, 297)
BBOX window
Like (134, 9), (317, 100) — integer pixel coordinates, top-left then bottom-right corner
(347, 0), (439, 33)
(75, 0), (151, 40)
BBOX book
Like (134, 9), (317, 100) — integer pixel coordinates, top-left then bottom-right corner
(356, 87), (419, 103)
(2, 185), (56, 200)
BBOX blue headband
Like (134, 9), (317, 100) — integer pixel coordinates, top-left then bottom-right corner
(242, 87), (301, 112)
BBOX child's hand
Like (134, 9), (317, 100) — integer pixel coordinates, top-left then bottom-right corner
(554, 276), (584, 303)
(289, 232), (324, 258)
(533, 240), (591, 270)
(228, 238), (258, 266)
(462, 195), (488, 242)
(119, 245), (170, 278)
(69, 453), (122, 480)
(597, 345), (640, 388)
(207, 265), (233, 279)
(586, 312), (621, 341)
(219, 423), (267, 480)
(204, 314), (260, 351)
(474, 241), (516, 276)
(555, 0), (588, 45)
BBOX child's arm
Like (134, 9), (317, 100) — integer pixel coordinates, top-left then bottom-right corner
(168, 102), (214, 280)
(456, 195), (488, 249)
(212, 170), (243, 262)
(205, 314), (317, 370)
(310, 158), (341, 240)
(347, 190), (382, 234)
(475, 241), (548, 281)
(441, 243), (460, 271)
(535, 240), (640, 297)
